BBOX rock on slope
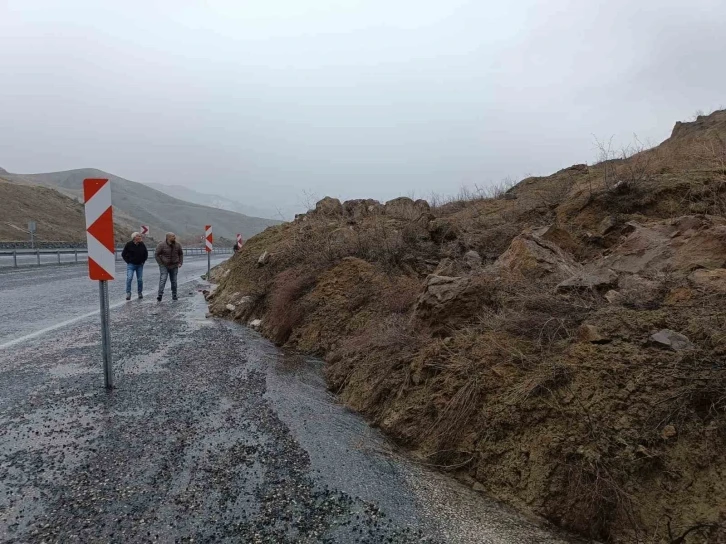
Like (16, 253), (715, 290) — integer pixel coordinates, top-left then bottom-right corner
(208, 110), (726, 543)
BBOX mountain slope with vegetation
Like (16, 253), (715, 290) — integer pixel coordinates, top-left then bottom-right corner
(208, 110), (726, 543)
(0, 175), (131, 243)
(2, 168), (281, 243)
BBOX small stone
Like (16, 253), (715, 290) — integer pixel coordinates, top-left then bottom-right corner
(463, 250), (482, 269)
(472, 482), (486, 492)
(661, 424), (677, 439)
(577, 324), (608, 344)
(650, 329), (694, 351)
(225, 304), (236, 312)
(249, 319), (262, 329)
(256, 251), (270, 267)
(205, 313), (213, 319)
(604, 290), (622, 304)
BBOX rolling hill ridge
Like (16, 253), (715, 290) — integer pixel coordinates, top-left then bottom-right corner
(1, 168), (281, 243)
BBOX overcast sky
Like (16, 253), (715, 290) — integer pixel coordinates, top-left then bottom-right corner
(1, 0), (724, 218)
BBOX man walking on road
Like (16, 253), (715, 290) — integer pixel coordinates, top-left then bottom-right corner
(122, 232), (148, 301)
(155, 232), (183, 302)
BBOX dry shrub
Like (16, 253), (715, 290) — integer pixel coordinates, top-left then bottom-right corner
(383, 276), (421, 314)
(421, 351), (487, 462)
(326, 315), (426, 414)
(506, 360), (572, 404)
(563, 455), (636, 541)
(266, 268), (317, 344)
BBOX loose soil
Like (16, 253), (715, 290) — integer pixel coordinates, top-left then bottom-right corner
(209, 110), (726, 543)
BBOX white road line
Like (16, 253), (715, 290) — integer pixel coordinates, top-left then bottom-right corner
(0, 276), (205, 350)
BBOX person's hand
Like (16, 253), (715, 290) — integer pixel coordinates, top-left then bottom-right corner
(178, 264), (182, 268)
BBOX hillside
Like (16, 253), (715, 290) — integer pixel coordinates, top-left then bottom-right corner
(2, 168), (281, 243)
(207, 110), (726, 543)
(0, 176), (131, 243)
(145, 182), (282, 221)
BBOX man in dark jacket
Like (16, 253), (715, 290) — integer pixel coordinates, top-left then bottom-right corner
(122, 232), (148, 301)
(155, 232), (183, 302)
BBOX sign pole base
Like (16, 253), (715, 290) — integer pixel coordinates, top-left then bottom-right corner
(207, 251), (211, 279)
(99, 280), (113, 389)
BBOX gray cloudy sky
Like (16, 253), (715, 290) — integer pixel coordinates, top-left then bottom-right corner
(1, 0), (724, 218)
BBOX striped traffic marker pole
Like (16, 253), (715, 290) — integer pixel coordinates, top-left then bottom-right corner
(236, 233), (243, 250)
(84, 178), (115, 389)
(205, 225), (213, 278)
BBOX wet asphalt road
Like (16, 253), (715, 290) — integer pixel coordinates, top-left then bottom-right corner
(0, 256), (226, 347)
(0, 265), (579, 543)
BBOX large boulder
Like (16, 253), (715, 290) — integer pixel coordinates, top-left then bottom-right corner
(342, 198), (382, 219)
(557, 268), (618, 292)
(534, 225), (581, 256)
(688, 268), (726, 294)
(414, 275), (471, 329)
(428, 217), (460, 243)
(413, 274), (501, 330)
(314, 197), (344, 216)
(494, 231), (581, 280)
(384, 197), (430, 220)
(596, 217), (726, 276)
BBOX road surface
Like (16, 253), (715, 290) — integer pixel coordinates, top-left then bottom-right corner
(0, 262), (579, 543)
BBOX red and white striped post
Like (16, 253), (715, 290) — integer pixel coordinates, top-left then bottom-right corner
(236, 233), (243, 250)
(84, 178), (115, 389)
(205, 225), (213, 278)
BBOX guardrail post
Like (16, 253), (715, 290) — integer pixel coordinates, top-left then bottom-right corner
(57, 250), (61, 264)
(75, 249), (78, 263)
(13, 250), (17, 268)
(36, 249), (40, 266)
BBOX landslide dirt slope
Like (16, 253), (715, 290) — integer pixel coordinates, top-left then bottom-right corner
(208, 110), (726, 543)
(0, 176), (131, 243)
(2, 168), (281, 242)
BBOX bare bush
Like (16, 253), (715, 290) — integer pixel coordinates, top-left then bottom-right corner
(266, 268), (317, 344)
(615, 135), (655, 188)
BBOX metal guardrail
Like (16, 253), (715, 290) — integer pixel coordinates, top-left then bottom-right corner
(0, 247), (233, 269)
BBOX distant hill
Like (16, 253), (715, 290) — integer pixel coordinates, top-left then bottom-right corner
(0, 176), (131, 243)
(145, 183), (283, 221)
(2, 168), (282, 244)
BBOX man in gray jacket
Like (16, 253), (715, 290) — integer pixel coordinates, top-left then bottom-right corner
(155, 232), (183, 302)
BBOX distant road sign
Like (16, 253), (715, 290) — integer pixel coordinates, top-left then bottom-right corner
(205, 225), (213, 253)
(83, 178), (115, 281)
(28, 221), (37, 233)
(140, 225), (149, 236)
(236, 233), (243, 248)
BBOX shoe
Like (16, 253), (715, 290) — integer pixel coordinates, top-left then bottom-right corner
(172, 295), (178, 301)
(157, 295), (162, 302)
(126, 293), (131, 301)
(138, 293), (143, 299)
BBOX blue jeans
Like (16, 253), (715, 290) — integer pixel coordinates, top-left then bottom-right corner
(126, 263), (144, 295)
(158, 266), (178, 297)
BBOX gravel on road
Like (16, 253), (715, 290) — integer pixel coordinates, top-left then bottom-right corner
(0, 276), (580, 543)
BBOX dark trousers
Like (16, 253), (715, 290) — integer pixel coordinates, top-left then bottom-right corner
(158, 266), (178, 297)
